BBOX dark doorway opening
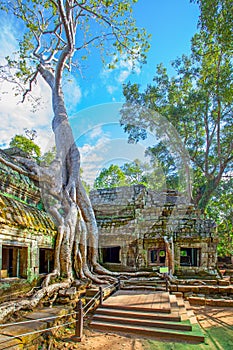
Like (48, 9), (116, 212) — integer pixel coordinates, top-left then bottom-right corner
(39, 248), (54, 273)
(102, 246), (121, 263)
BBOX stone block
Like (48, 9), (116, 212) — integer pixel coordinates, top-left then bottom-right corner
(177, 285), (199, 293)
(188, 296), (205, 305)
(204, 279), (218, 285)
(218, 279), (230, 286)
(65, 287), (77, 299)
(0, 335), (23, 349)
(205, 299), (233, 307)
(169, 285), (178, 292)
(171, 291), (183, 298)
(1, 321), (47, 345)
(218, 286), (231, 294)
(198, 286), (217, 294)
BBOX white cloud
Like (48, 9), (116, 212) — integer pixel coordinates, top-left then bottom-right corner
(100, 53), (141, 95)
(80, 135), (148, 186)
(89, 125), (103, 139)
(117, 70), (131, 84)
(0, 19), (18, 61)
(0, 21), (82, 154)
(63, 79), (82, 113)
(79, 136), (111, 185)
(106, 85), (118, 95)
(0, 75), (53, 153)
(0, 20), (53, 152)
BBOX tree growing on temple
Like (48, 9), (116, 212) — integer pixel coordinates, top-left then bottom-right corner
(0, 0), (150, 320)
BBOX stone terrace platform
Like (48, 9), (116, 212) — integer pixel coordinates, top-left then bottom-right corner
(90, 290), (205, 343)
(103, 290), (171, 312)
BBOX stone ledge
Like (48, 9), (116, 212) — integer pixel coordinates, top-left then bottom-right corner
(188, 296), (233, 307)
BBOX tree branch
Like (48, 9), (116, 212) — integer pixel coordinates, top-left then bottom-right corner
(38, 64), (55, 89)
(22, 71), (38, 102)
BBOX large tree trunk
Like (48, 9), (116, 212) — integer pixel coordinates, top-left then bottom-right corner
(41, 87), (112, 284)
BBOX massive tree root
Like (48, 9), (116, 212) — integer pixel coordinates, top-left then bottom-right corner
(0, 280), (71, 324)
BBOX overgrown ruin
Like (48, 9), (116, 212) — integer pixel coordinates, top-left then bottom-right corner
(90, 185), (218, 278)
(0, 149), (56, 283)
(0, 148), (219, 286)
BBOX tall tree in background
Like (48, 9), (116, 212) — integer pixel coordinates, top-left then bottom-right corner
(121, 0), (233, 211)
(0, 0), (150, 319)
(94, 159), (167, 190)
(206, 175), (233, 257)
(192, 0), (233, 52)
(94, 164), (126, 189)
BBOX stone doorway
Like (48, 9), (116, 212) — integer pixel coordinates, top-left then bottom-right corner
(39, 248), (54, 274)
(102, 246), (121, 263)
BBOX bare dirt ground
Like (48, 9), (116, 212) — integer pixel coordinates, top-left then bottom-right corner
(53, 305), (233, 350)
(192, 304), (233, 329)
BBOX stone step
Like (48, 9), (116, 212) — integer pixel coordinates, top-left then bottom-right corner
(120, 285), (167, 291)
(91, 290), (204, 343)
(169, 294), (179, 307)
(95, 307), (181, 322)
(123, 280), (165, 286)
(101, 303), (171, 314)
(90, 320), (205, 343)
(92, 314), (192, 331)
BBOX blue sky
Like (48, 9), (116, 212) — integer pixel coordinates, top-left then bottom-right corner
(71, 0), (199, 112)
(0, 0), (199, 185)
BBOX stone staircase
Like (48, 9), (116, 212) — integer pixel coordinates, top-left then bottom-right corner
(90, 291), (205, 343)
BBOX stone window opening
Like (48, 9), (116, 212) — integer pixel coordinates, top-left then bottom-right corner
(1, 245), (27, 278)
(102, 246), (121, 263)
(180, 248), (200, 267)
(149, 249), (166, 265)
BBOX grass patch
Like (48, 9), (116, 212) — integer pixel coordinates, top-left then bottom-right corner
(143, 324), (233, 350)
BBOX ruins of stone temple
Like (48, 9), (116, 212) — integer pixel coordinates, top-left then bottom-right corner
(90, 186), (218, 278)
(0, 148), (56, 281)
(0, 147), (218, 282)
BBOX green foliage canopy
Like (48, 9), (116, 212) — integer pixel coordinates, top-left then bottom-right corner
(94, 164), (126, 189)
(93, 159), (168, 190)
(10, 134), (41, 158)
(120, 3), (233, 210)
(207, 176), (233, 257)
